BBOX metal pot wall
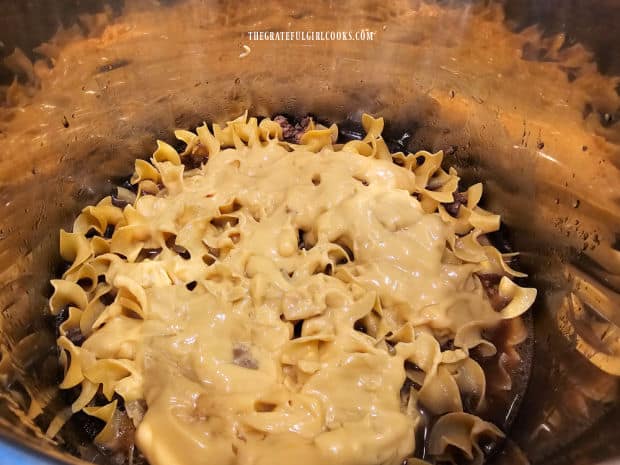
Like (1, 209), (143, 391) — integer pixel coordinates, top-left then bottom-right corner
(0, 1), (618, 464)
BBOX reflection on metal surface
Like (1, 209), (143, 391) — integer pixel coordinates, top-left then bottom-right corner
(561, 268), (620, 375)
(0, 0), (617, 464)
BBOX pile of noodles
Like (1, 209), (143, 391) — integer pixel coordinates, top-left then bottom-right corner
(48, 113), (535, 465)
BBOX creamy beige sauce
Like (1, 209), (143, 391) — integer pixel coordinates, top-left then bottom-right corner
(110, 141), (479, 465)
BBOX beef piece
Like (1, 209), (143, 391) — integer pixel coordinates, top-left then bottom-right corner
(232, 344), (258, 369)
(65, 327), (85, 346)
(273, 115), (311, 143)
(443, 191), (468, 217)
(477, 273), (510, 311)
(182, 152), (208, 170)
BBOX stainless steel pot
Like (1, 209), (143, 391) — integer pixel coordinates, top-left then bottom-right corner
(0, 0), (618, 464)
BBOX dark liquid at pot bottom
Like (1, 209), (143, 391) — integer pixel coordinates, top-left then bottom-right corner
(412, 314), (534, 463)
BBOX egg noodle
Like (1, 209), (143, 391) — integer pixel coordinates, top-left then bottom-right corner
(47, 113), (536, 465)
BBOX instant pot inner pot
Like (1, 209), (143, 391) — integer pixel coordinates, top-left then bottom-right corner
(0, 0), (618, 464)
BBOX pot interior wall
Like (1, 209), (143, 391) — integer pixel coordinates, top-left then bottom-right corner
(0, 1), (618, 464)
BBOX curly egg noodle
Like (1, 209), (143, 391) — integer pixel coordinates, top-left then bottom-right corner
(48, 113), (536, 465)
